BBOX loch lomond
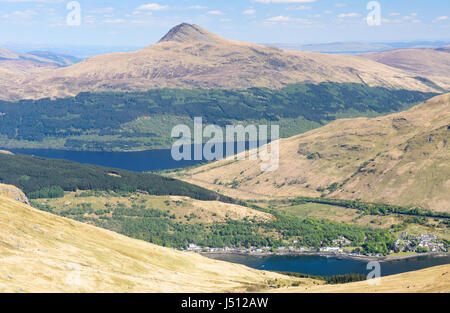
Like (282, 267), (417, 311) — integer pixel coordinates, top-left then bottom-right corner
(205, 253), (450, 277)
(4, 141), (263, 172)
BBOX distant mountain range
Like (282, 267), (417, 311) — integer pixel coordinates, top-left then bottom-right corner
(0, 23), (446, 101)
(270, 41), (450, 55)
(0, 47), (82, 69)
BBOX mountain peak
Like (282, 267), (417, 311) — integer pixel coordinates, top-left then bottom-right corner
(158, 23), (222, 44)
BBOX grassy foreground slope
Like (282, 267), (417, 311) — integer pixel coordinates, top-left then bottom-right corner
(180, 93), (450, 211)
(1, 195), (448, 293)
(0, 195), (306, 292)
(275, 264), (450, 293)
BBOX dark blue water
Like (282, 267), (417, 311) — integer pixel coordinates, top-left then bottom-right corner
(6, 147), (200, 172)
(5, 142), (261, 172)
(206, 254), (450, 277)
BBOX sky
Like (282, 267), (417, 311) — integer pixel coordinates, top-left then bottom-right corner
(0, 0), (449, 48)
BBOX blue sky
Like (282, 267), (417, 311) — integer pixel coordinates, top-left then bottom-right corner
(0, 0), (449, 47)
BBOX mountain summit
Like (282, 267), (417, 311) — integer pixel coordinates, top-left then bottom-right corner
(158, 23), (222, 44)
(0, 23), (444, 100)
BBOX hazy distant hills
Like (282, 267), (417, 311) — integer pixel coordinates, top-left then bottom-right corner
(0, 47), (59, 74)
(181, 93), (450, 212)
(271, 41), (450, 55)
(362, 47), (450, 91)
(0, 47), (81, 71)
(0, 23), (445, 101)
(0, 46), (83, 96)
(26, 51), (82, 67)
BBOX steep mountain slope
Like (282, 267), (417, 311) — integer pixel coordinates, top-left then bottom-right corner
(0, 195), (304, 292)
(180, 93), (450, 212)
(363, 48), (450, 90)
(1, 23), (442, 100)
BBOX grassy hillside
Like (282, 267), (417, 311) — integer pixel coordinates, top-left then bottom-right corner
(274, 264), (450, 293)
(0, 83), (436, 151)
(0, 195), (308, 292)
(31, 190), (397, 254)
(179, 93), (450, 212)
(363, 48), (450, 91)
(250, 198), (450, 241)
(0, 153), (232, 203)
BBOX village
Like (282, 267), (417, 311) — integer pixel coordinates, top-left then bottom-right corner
(185, 233), (448, 257)
(393, 233), (448, 253)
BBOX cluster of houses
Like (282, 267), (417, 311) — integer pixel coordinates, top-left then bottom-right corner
(186, 242), (344, 255)
(394, 232), (447, 253)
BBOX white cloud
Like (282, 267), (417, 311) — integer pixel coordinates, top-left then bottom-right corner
(103, 18), (126, 24)
(286, 5), (312, 11)
(337, 12), (360, 18)
(334, 3), (347, 7)
(207, 10), (224, 15)
(3, 9), (37, 18)
(136, 3), (168, 11)
(266, 15), (292, 22)
(264, 15), (315, 25)
(436, 16), (448, 21)
(243, 8), (256, 15)
(0, 0), (64, 2)
(253, 0), (316, 3)
(389, 12), (400, 16)
(89, 7), (115, 14)
(188, 5), (207, 10)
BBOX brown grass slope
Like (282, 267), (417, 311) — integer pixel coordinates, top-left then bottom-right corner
(1, 23), (442, 100)
(0, 195), (308, 293)
(181, 93), (450, 212)
(363, 48), (450, 91)
(1, 192), (448, 293)
(274, 264), (450, 293)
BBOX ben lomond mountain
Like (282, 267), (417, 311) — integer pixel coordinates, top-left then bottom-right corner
(0, 23), (445, 100)
(158, 23), (223, 43)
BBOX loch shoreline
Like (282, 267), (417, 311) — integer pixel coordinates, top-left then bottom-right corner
(200, 250), (449, 263)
